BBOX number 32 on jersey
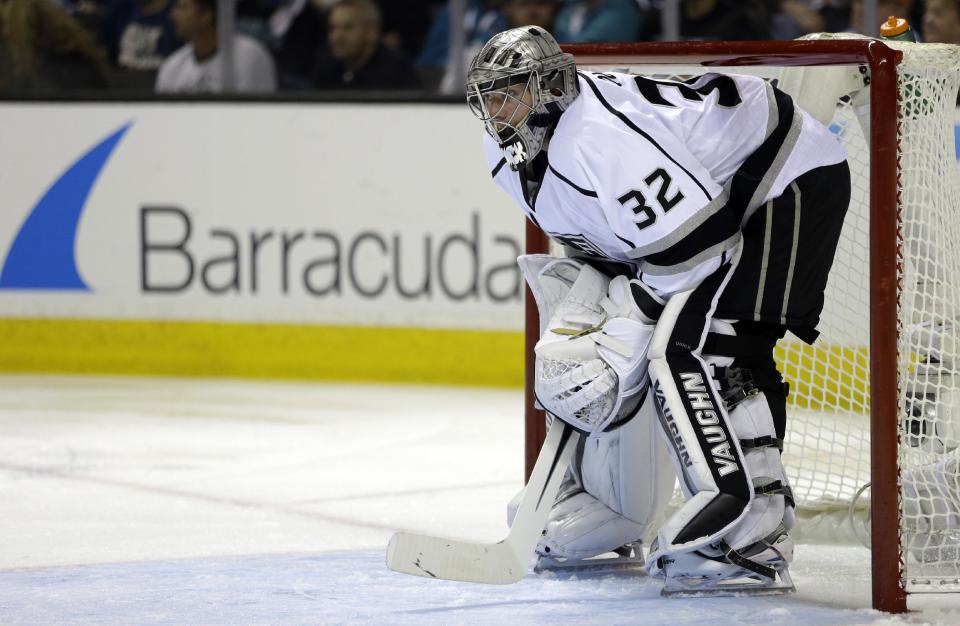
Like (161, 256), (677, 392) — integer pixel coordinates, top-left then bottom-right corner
(618, 167), (685, 231)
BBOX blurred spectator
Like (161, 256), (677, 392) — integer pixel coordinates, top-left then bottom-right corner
(99, 0), (182, 87)
(818, 0), (854, 32)
(681, 0), (771, 40)
(432, 0), (560, 93)
(554, 0), (644, 43)
(269, 0), (326, 88)
(432, 0), (559, 94)
(924, 0), (960, 42)
(770, 0), (826, 39)
(377, 0), (433, 57)
(848, 0), (912, 34)
(155, 0), (277, 92)
(58, 0), (110, 34)
(313, 0), (420, 89)
(502, 0), (559, 32)
(417, 0), (506, 90)
(0, 0), (109, 92)
(237, 0), (277, 40)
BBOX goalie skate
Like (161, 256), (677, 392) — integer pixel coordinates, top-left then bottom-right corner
(659, 531), (795, 597)
(534, 542), (646, 574)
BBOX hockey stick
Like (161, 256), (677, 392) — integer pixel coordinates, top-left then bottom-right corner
(386, 418), (580, 584)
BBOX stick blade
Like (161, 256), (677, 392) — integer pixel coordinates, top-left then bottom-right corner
(386, 531), (524, 584)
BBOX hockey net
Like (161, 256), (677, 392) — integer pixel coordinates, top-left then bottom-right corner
(523, 36), (960, 611)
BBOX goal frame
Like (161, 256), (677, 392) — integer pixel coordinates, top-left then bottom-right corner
(522, 40), (905, 612)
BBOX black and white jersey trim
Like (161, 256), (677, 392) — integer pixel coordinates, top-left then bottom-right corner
(491, 157), (507, 178)
(519, 152), (550, 211)
(728, 84), (801, 224)
(742, 84), (804, 223)
(547, 163), (598, 197)
(579, 72), (713, 201)
(630, 280), (665, 320)
(759, 82), (778, 139)
(551, 232), (614, 260)
(643, 202), (741, 268)
(626, 186), (732, 259)
(641, 233), (741, 277)
(777, 182), (803, 325)
(753, 201), (775, 322)
(752, 182), (803, 324)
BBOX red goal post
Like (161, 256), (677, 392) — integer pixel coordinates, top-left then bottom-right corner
(523, 39), (909, 612)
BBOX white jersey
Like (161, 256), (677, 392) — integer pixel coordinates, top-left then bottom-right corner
(484, 70), (846, 296)
(155, 34), (277, 94)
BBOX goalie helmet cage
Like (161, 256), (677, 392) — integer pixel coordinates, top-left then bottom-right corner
(521, 38), (960, 613)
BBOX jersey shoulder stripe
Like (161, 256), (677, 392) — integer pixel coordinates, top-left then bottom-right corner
(578, 71), (713, 201)
(491, 157), (507, 178)
(547, 163), (598, 197)
(727, 84), (800, 223)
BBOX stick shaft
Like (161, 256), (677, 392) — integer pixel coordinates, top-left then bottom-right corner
(386, 419), (579, 583)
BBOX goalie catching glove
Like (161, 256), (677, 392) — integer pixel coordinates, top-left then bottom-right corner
(519, 255), (664, 433)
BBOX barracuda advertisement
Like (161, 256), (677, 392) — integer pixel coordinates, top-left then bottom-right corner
(0, 104), (523, 331)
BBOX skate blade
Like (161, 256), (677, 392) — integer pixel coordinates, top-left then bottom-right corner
(534, 554), (646, 574)
(534, 545), (645, 574)
(661, 566), (795, 598)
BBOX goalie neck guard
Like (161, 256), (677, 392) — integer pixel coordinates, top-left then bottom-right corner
(466, 26), (579, 170)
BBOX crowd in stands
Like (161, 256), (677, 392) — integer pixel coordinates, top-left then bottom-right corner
(0, 0), (952, 95)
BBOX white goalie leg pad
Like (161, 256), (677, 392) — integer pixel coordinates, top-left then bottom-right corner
(644, 294), (755, 570)
(535, 391), (675, 561)
(537, 492), (648, 562)
(660, 385), (796, 590)
(714, 389), (792, 553)
(645, 309), (794, 585)
(508, 472), (646, 565)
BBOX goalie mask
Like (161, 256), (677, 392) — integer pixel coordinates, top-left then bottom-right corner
(466, 26), (579, 170)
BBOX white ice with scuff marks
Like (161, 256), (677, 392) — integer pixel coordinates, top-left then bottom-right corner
(0, 375), (957, 625)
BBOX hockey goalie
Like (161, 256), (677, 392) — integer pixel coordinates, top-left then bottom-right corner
(466, 25), (852, 595)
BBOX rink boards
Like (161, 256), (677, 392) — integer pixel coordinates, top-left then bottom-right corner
(0, 102), (958, 387)
(0, 103), (524, 385)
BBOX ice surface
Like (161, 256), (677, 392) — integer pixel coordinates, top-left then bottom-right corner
(1, 375), (958, 625)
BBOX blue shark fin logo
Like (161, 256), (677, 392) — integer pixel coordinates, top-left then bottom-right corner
(0, 123), (131, 290)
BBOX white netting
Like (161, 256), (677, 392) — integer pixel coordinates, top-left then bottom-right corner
(567, 37), (960, 590)
(887, 38), (960, 589)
